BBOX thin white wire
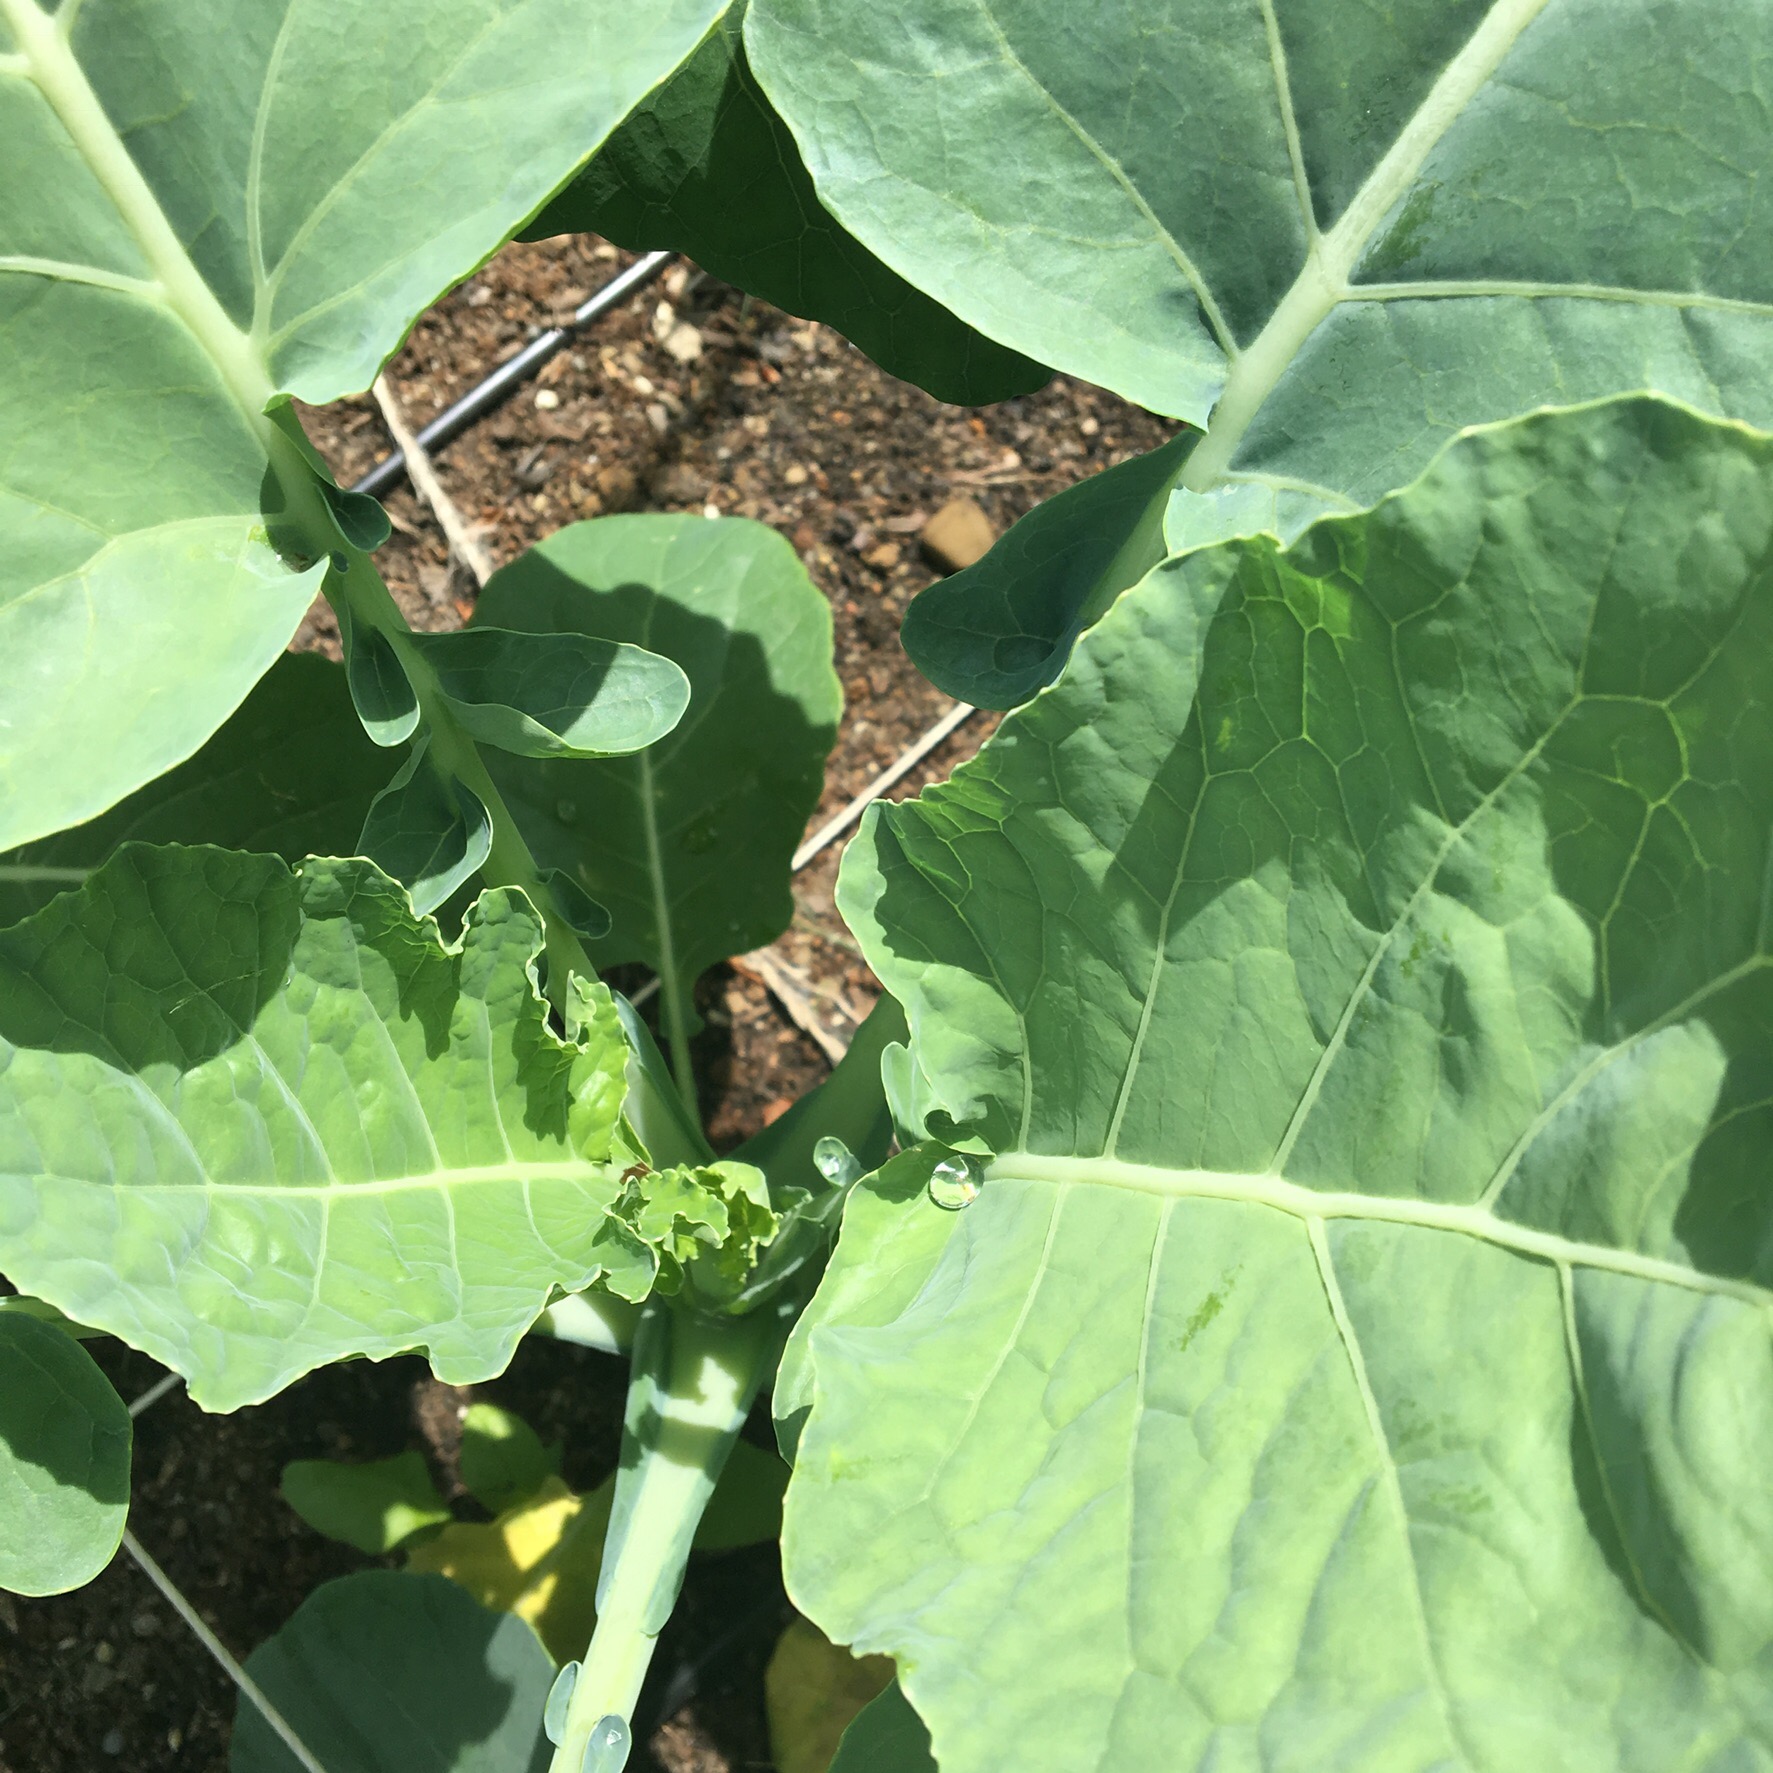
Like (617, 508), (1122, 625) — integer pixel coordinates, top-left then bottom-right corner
(127, 1371), (182, 1417)
(123, 1530), (331, 1773)
(792, 699), (977, 872)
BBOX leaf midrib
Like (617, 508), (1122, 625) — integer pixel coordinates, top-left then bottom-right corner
(20, 1158), (620, 1197)
(985, 1152), (1773, 1309)
(1178, 0), (1554, 490)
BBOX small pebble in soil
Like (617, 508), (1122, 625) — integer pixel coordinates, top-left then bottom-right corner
(101, 1729), (125, 1756)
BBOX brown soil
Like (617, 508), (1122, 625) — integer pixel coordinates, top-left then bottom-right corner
(0, 236), (1173, 1773)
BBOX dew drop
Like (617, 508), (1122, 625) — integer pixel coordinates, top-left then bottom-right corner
(543, 1661), (580, 1745)
(682, 816), (719, 855)
(555, 799), (578, 824)
(581, 1714), (631, 1773)
(927, 1153), (982, 1211)
(813, 1135), (860, 1189)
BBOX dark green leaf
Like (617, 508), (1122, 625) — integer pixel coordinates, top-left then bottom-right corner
(829, 1683), (935, 1773)
(341, 606), (422, 749)
(230, 1572), (553, 1773)
(360, 745), (494, 914)
(281, 1451), (452, 1555)
(527, 6), (1046, 406)
(477, 515), (840, 1036)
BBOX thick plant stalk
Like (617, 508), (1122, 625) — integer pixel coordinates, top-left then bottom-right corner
(548, 1301), (786, 1773)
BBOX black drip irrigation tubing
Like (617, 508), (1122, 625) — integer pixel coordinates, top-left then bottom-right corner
(350, 249), (676, 500)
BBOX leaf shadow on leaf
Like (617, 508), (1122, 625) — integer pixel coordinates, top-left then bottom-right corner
(481, 557), (838, 1003)
(0, 846), (302, 1074)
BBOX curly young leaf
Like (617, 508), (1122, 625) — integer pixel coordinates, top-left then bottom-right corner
(745, 0), (1773, 703)
(527, 4), (1046, 406)
(359, 742), (495, 915)
(0, 0), (726, 850)
(0, 653), (389, 927)
(0, 1313), (131, 1596)
(788, 399), (1773, 1772)
(0, 845), (733, 1411)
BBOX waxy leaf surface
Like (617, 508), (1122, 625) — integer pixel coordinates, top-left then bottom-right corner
(0, 1313), (130, 1595)
(479, 515), (840, 1018)
(786, 401), (1773, 1772)
(0, 653), (389, 926)
(0, 0), (723, 846)
(745, 0), (1773, 702)
(532, 5), (1046, 405)
(0, 847), (752, 1410)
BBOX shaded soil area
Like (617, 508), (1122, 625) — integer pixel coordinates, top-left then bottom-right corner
(1, 237), (1173, 1773)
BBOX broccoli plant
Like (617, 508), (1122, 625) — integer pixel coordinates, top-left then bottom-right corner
(2, 2), (1770, 1772)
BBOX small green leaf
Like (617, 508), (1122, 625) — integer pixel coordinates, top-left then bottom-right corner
(0, 846), (690, 1411)
(765, 1615), (895, 1773)
(412, 627), (690, 761)
(459, 1405), (562, 1516)
(531, 6), (1046, 405)
(0, 1313), (131, 1596)
(281, 1450), (452, 1556)
(230, 1571), (554, 1773)
(539, 869), (613, 943)
(901, 433), (1192, 707)
(0, 653), (392, 926)
(340, 607), (422, 749)
(477, 515), (840, 1021)
(829, 1683), (935, 1773)
(694, 1437), (788, 1552)
(360, 744), (494, 914)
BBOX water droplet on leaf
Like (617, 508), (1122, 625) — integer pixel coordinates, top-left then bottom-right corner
(927, 1153), (982, 1211)
(555, 799), (578, 824)
(813, 1135), (860, 1189)
(544, 1662), (580, 1744)
(682, 816), (719, 855)
(582, 1714), (630, 1773)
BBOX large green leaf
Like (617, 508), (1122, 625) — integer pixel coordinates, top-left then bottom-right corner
(477, 516), (840, 1049)
(231, 1571), (553, 1773)
(784, 400), (1773, 1771)
(0, 653), (390, 926)
(528, 5), (1046, 405)
(0, 0), (724, 850)
(0, 1312), (130, 1595)
(0, 845), (762, 1411)
(743, 0), (1773, 701)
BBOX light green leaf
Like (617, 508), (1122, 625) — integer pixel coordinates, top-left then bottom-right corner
(0, 652), (391, 927)
(787, 400), (1773, 1771)
(413, 626), (690, 762)
(0, 844), (754, 1411)
(231, 1571), (553, 1773)
(0, 1312), (130, 1596)
(746, 0), (1773, 702)
(360, 742), (495, 914)
(0, 0), (725, 846)
(460, 1403), (562, 1516)
(281, 1449), (452, 1555)
(476, 515), (840, 1049)
(528, 5), (1046, 406)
